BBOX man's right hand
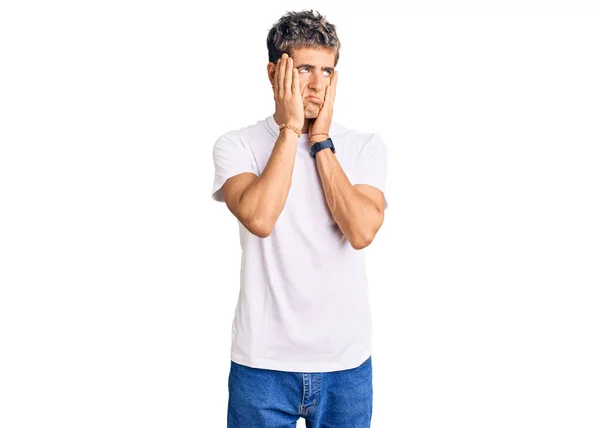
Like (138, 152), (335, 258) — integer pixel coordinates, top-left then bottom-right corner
(273, 53), (304, 131)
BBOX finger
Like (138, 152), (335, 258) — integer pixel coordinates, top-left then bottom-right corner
(328, 71), (338, 107)
(273, 58), (280, 94)
(284, 56), (293, 93)
(277, 54), (287, 98)
(291, 67), (300, 96)
(323, 85), (331, 110)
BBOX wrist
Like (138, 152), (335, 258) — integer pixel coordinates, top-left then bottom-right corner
(281, 127), (299, 138)
(309, 132), (329, 144)
(279, 123), (301, 137)
(309, 137), (335, 158)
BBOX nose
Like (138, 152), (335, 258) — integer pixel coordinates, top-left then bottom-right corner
(308, 72), (324, 92)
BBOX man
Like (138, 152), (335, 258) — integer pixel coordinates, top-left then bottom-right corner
(211, 10), (388, 428)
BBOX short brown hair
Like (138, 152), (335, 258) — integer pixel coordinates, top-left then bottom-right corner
(266, 10), (341, 66)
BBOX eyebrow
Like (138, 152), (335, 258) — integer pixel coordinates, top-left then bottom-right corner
(296, 64), (335, 72)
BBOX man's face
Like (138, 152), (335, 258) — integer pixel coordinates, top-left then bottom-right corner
(269, 47), (336, 119)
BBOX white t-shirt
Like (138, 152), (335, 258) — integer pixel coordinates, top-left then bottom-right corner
(211, 114), (388, 373)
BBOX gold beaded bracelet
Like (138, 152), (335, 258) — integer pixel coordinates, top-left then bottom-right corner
(279, 123), (301, 137)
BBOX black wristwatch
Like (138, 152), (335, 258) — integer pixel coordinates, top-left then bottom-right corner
(310, 137), (336, 158)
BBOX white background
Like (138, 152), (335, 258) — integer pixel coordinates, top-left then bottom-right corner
(1, 0), (599, 427)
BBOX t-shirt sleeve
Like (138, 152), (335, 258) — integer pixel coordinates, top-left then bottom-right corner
(211, 135), (257, 202)
(352, 133), (389, 210)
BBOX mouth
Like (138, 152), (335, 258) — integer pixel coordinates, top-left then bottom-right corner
(306, 96), (322, 104)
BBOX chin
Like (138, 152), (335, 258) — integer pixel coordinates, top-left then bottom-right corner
(305, 105), (320, 119)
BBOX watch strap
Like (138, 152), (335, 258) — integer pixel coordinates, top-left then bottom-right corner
(310, 138), (336, 158)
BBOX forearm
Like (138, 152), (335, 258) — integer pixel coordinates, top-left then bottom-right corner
(314, 147), (381, 249)
(238, 128), (297, 234)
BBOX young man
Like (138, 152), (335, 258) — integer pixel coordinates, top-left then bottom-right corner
(211, 10), (388, 428)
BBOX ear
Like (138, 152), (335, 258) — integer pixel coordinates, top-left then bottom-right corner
(267, 63), (275, 86)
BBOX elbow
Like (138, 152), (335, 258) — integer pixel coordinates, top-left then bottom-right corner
(350, 238), (372, 250)
(252, 226), (273, 239)
(234, 196), (276, 238)
(237, 204), (274, 238)
(349, 231), (375, 250)
(245, 215), (274, 238)
(349, 215), (384, 249)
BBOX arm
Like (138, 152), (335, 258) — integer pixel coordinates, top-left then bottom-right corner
(223, 128), (298, 237)
(307, 70), (386, 249)
(312, 147), (385, 249)
(222, 53), (304, 238)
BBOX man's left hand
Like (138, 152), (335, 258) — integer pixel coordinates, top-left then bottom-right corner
(308, 71), (338, 144)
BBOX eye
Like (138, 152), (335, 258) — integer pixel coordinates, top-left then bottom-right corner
(323, 70), (332, 77)
(298, 67), (309, 73)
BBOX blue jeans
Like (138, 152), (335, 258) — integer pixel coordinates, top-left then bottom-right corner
(227, 356), (373, 427)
